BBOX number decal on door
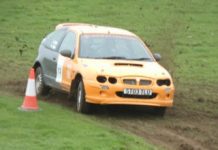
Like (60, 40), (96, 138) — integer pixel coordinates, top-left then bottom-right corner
(56, 55), (65, 83)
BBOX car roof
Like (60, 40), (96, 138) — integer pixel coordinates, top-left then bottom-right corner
(56, 23), (136, 36)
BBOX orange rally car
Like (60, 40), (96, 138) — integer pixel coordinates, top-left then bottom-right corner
(33, 23), (175, 115)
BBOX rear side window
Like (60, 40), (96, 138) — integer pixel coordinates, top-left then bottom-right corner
(59, 31), (76, 57)
(43, 29), (67, 51)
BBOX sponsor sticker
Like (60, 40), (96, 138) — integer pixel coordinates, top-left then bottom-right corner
(56, 55), (65, 83)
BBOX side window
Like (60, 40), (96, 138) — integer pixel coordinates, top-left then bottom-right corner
(59, 31), (76, 57)
(43, 29), (66, 51)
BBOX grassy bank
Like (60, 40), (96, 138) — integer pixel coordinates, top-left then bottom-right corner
(1, 0), (217, 98)
(0, 94), (155, 150)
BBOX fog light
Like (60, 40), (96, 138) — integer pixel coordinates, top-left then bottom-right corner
(108, 77), (117, 84)
(97, 76), (107, 83)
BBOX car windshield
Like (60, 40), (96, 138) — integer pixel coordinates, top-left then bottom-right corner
(79, 34), (154, 61)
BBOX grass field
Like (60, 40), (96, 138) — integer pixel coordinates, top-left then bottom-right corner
(0, 0), (218, 149)
(0, 93), (155, 150)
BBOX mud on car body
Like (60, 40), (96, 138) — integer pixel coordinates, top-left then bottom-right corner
(33, 23), (175, 115)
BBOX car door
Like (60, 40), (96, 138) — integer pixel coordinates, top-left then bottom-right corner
(41, 29), (67, 88)
(56, 31), (77, 91)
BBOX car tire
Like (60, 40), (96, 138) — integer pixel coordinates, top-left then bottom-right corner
(154, 107), (166, 117)
(76, 80), (91, 113)
(35, 67), (50, 96)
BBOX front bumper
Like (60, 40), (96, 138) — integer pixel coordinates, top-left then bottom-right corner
(83, 79), (174, 107)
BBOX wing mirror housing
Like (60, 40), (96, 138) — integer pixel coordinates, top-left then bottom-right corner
(60, 49), (72, 58)
(153, 53), (161, 61)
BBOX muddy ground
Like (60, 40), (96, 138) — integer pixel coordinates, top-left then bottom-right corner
(2, 81), (217, 150)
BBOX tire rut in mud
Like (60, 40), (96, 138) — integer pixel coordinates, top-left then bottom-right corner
(91, 105), (217, 150)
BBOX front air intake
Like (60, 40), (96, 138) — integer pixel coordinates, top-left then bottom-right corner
(116, 92), (157, 99)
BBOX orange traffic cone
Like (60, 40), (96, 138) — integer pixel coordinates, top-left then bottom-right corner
(19, 68), (39, 111)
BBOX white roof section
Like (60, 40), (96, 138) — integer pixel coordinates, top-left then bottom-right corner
(56, 23), (135, 36)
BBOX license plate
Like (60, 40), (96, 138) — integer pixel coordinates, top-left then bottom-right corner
(123, 88), (152, 96)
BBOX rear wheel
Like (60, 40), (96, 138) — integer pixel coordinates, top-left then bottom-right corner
(76, 80), (91, 113)
(35, 67), (50, 96)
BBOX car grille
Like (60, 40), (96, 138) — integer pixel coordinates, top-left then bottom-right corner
(123, 79), (137, 85)
(116, 92), (157, 99)
(139, 80), (152, 85)
(123, 79), (152, 86)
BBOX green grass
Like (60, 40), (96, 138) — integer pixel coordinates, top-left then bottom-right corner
(1, 0), (218, 82)
(0, 94), (155, 150)
(1, 0), (217, 86)
(0, 0), (218, 149)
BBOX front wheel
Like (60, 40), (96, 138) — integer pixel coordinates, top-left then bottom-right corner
(76, 81), (91, 113)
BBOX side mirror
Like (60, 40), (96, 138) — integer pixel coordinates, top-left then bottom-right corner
(60, 49), (71, 57)
(153, 53), (161, 61)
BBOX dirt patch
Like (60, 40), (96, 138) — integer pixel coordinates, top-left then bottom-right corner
(0, 80), (26, 96)
(40, 90), (74, 109)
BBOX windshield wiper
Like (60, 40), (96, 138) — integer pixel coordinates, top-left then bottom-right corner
(98, 56), (128, 60)
(84, 56), (152, 61)
(130, 57), (152, 61)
